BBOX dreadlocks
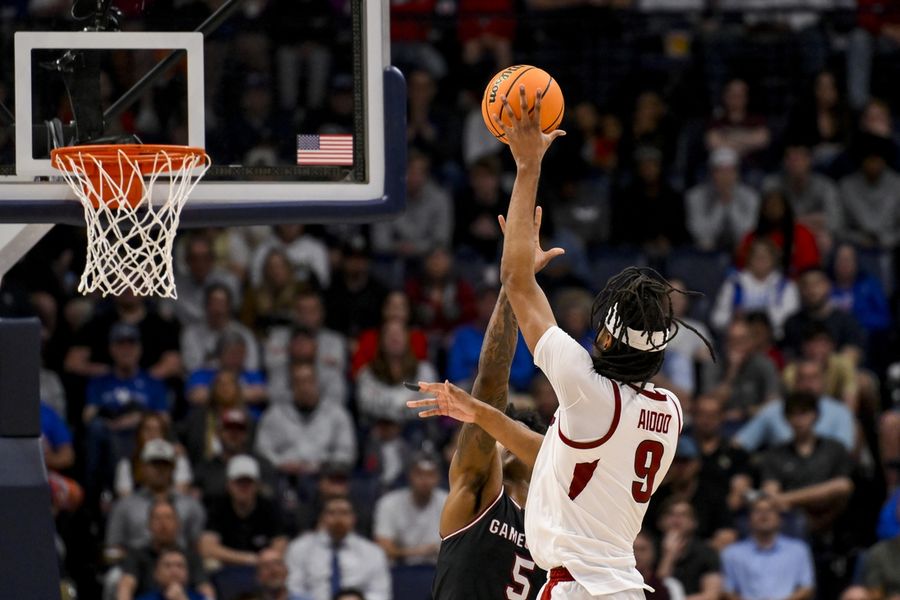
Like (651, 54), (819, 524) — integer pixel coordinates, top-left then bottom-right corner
(589, 267), (714, 386)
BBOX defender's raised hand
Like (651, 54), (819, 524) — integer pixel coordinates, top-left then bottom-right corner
(406, 381), (481, 423)
(492, 85), (565, 167)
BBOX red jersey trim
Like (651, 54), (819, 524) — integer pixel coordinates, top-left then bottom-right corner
(557, 383), (621, 449)
(440, 486), (505, 541)
(670, 394), (684, 434)
(628, 383), (668, 402)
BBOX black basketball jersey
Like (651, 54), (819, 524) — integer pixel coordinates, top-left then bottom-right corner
(433, 490), (547, 600)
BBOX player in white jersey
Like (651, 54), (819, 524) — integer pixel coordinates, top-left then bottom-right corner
(452, 85), (711, 599)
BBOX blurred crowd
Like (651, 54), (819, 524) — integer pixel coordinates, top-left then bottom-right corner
(3, 1), (900, 600)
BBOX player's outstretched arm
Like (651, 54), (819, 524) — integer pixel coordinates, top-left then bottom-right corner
(495, 85), (565, 353)
(408, 382), (544, 470)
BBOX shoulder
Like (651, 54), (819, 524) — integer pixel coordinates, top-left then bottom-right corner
(777, 535), (811, 556)
(376, 489), (406, 509)
(721, 539), (752, 560)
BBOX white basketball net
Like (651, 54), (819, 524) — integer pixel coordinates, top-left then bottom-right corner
(53, 146), (211, 298)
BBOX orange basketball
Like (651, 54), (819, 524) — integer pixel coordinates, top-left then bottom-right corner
(482, 65), (564, 144)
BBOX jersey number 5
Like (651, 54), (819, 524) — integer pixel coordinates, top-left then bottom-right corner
(506, 554), (536, 600)
(568, 439), (665, 503)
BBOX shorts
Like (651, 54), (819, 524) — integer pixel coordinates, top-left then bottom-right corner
(538, 568), (647, 600)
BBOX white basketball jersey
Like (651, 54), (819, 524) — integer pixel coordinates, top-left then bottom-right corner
(526, 327), (683, 596)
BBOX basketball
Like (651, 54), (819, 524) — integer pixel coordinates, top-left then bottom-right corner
(481, 65), (564, 143)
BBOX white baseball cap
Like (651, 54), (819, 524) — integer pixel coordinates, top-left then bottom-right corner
(141, 439), (176, 463)
(709, 147), (739, 168)
(226, 454), (260, 481)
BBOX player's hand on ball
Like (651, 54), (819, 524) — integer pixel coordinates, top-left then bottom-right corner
(494, 85), (565, 167)
(498, 205), (564, 273)
(406, 380), (479, 423)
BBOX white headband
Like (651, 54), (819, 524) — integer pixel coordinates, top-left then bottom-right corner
(604, 303), (669, 352)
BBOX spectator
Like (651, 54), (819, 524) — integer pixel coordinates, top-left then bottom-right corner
(691, 395), (753, 540)
(372, 149), (452, 260)
(181, 283), (260, 374)
(355, 320), (438, 423)
(846, 1), (900, 111)
(350, 291), (428, 379)
(783, 323), (860, 411)
(613, 145), (688, 255)
(711, 318), (781, 423)
(633, 531), (675, 600)
(285, 496), (391, 600)
(711, 238), (800, 338)
(458, 0), (515, 69)
(64, 292), (182, 383)
(736, 358), (856, 452)
(876, 485), (900, 540)
(255, 547), (311, 600)
(291, 289), (347, 380)
(116, 498), (212, 600)
(179, 371), (247, 466)
(255, 363), (356, 479)
(265, 290), (348, 404)
(389, 0), (446, 79)
(106, 440), (205, 559)
(241, 249), (308, 334)
(404, 246), (478, 337)
(360, 416), (413, 492)
(745, 311), (785, 371)
(830, 242), (892, 335)
(193, 408), (277, 503)
(41, 401), (74, 473)
(655, 499), (722, 599)
(619, 91), (679, 176)
(838, 133), (900, 249)
(783, 267), (865, 364)
(720, 495), (815, 600)
(862, 528), (900, 598)
(84, 323), (170, 499)
(647, 437), (733, 545)
(760, 392), (854, 534)
(172, 234), (241, 328)
(447, 286), (534, 391)
(736, 187), (821, 277)
(453, 154), (506, 264)
(787, 71), (850, 173)
(373, 453), (447, 566)
(266, 327), (345, 406)
(324, 236), (388, 338)
(185, 331), (267, 410)
(686, 148), (760, 252)
(250, 225), (329, 290)
(763, 143), (842, 254)
(296, 463), (374, 536)
(199, 456), (287, 569)
(655, 279), (714, 404)
(705, 78), (772, 165)
(135, 547), (209, 600)
(116, 413), (192, 498)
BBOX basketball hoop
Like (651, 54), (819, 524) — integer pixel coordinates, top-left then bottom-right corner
(50, 144), (211, 298)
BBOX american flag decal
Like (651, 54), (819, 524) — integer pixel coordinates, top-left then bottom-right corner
(296, 134), (354, 166)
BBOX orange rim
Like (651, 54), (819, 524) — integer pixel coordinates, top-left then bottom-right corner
(50, 144), (208, 175)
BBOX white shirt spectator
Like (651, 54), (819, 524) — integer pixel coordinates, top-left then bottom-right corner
(263, 326), (348, 406)
(250, 228), (330, 288)
(711, 270), (800, 337)
(286, 530), (391, 600)
(686, 183), (760, 251)
(374, 487), (448, 565)
(254, 402), (356, 470)
(181, 321), (260, 373)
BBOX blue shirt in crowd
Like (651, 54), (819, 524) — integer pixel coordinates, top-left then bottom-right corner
(86, 371), (168, 417)
(734, 396), (855, 452)
(40, 403), (72, 450)
(446, 325), (535, 391)
(722, 534), (815, 600)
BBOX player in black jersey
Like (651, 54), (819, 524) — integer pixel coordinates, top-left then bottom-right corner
(408, 208), (561, 600)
